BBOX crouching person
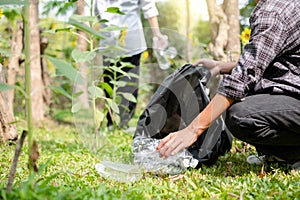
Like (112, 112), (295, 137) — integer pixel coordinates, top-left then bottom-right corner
(157, 0), (300, 170)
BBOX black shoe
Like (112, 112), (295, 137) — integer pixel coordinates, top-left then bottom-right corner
(247, 154), (286, 165)
(291, 161), (300, 171)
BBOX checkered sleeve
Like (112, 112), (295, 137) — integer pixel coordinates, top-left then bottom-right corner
(218, 5), (289, 100)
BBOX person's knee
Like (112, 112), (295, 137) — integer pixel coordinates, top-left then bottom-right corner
(226, 106), (269, 145)
(225, 103), (253, 141)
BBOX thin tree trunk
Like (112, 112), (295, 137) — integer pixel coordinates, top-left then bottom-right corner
(24, 0), (34, 174)
(205, 0), (240, 98)
(0, 64), (18, 142)
(206, 0), (229, 61)
(29, 0), (45, 122)
(40, 36), (52, 106)
(224, 0), (241, 61)
(7, 21), (23, 115)
(74, 0), (89, 109)
(206, 0), (240, 61)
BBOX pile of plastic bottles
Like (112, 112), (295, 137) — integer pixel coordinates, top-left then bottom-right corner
(95, 136), (198, 182)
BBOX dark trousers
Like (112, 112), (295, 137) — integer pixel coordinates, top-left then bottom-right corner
(225, 94), (300, 163)
(103, 53), (141, 128)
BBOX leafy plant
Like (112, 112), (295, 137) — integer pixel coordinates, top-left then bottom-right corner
(41, 0), (76, 18)
(44, 1), (138, 152)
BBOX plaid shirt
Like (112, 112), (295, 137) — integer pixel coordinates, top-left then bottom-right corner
(218, 0), (300, 100)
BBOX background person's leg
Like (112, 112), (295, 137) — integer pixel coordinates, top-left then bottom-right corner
(117, 54), (141, 128)
(225, 94), (300, 163)
(103, 54), (141, 128)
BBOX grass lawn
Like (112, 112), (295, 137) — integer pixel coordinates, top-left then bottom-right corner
(0, 114), (300, 199)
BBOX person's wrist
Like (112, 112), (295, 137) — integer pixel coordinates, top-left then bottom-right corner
(189, 121), (208, 137)
(209, 64), (221, 76)
(214, 62), (222, 74)
(155, 33), (165, 39)
(152, 28), (162, 37)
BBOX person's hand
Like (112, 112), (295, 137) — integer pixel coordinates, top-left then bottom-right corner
(193, 58), (220, 76)
(153, 33), (168, 51)
(157, 94), (234, 159)
(156, 125), (204, 159)
(193, 58), (217, 69)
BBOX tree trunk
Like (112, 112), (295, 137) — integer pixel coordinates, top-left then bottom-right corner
(206, 0), (240, 61)
(206, 0), (229, 61)
(7, 21), (23, 116)
(40, 36), (52, 107)
(205, 0), (240, 98)
(0, 64), (18, 142)
(74, 0), (90, 109)
(29, 0), (45, 122)
(223, 0), (241, 62)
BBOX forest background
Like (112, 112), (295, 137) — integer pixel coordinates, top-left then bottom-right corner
(0, 0), (299, 199)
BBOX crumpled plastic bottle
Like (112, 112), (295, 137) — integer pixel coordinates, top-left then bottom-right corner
(95, 160), (143, 183)
(131, 136), (199, 175)
(153, 35), (178, 70)
(95, 135), (198, 182)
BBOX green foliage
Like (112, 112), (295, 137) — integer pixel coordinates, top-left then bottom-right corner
(240, 0), (257, 28)
(69, 14), (99, 24)
(47, 56), (81, 83)
(2, 7), (22, 21)
(42, 1), (75, 17)
(106, 7), (125, 15)
(48, 85), (73, 100)
(1, 1), (299, 198)
(192, 18), (211, 45)
(71, 48), (96, 63)
(41, 0), (138, 131)
(0, 124), (299, 199)
(68, 18), (104, 40)
(0, 0), (25, 6)
(45, 54), (82, 108)
(155, 0), (182, 31)
(0, 7), (23, 60)
(191, 18), (211, 61)
(0, 83), (15, 91)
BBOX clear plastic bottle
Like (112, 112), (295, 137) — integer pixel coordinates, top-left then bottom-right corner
(153, 35), (178, 70)
(95, 136), (198, 182)
(95, 160), (143, 182)
(160, 46), (177, 59)
(132, 136), (199, 175)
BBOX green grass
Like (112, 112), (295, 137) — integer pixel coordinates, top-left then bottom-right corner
(0, 120), (300, 200)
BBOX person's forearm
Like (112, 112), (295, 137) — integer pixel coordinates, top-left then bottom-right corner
(216, 61), (237, 74)
(147, 16), (162, 37)
(194, 59), (237, 76)
(190, 94), (234, 136)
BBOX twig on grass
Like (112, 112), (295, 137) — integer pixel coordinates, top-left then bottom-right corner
(6, 130), (28, 193)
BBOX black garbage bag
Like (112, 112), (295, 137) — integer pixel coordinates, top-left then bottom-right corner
(134, 64), (232, 168)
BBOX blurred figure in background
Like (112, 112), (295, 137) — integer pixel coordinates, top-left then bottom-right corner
(94, 0), (167, 128)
